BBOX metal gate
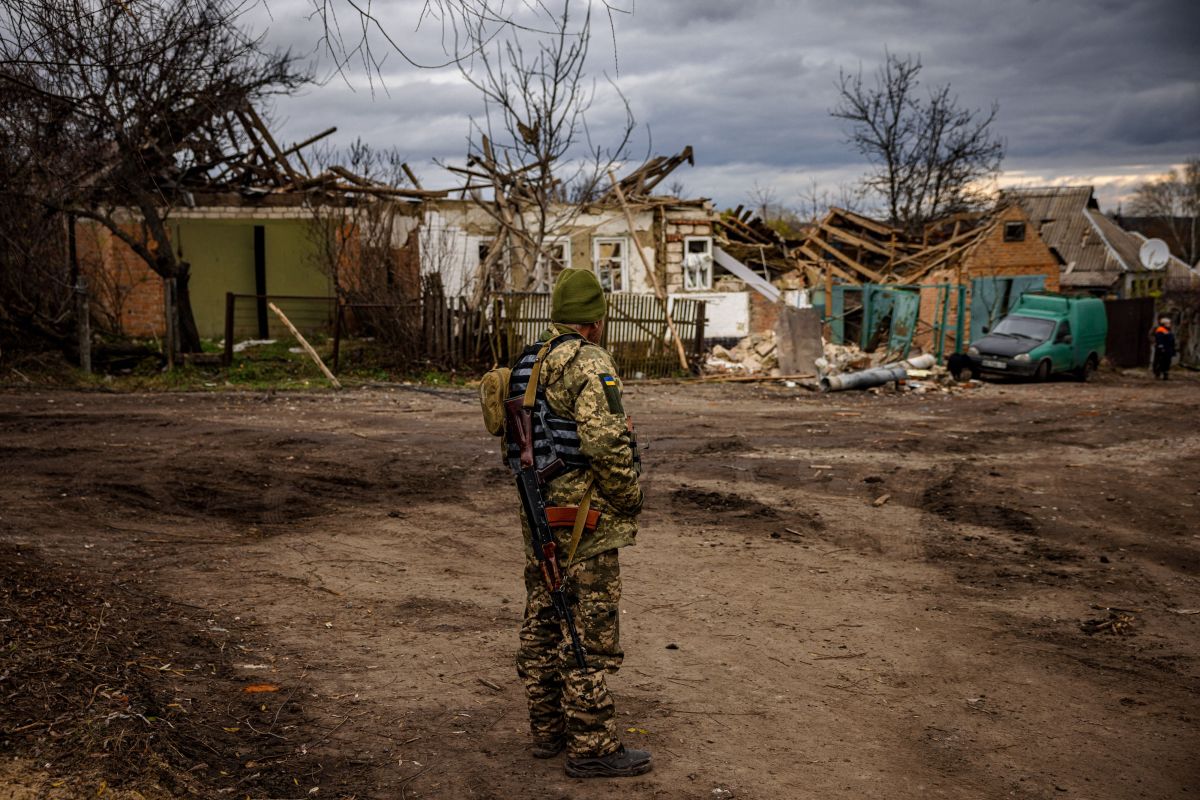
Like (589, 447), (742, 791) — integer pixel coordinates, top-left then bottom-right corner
(1104, 297), (1156, 367)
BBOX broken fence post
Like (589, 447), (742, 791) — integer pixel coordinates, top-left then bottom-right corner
(268, 302), (342, 389)
(75, 277), (91, 374)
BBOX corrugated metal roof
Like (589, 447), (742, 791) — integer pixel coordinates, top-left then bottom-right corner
(1001, 186), (1147, 290)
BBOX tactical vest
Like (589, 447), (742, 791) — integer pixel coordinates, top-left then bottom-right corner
(505, 334), (590, 474)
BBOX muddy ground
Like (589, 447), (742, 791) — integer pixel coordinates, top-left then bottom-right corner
(1, 372), (1198, 799)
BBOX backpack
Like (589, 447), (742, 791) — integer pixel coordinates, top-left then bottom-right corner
(478, 366), (511, 436)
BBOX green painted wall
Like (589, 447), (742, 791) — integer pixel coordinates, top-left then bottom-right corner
(175, 218), (330, 339)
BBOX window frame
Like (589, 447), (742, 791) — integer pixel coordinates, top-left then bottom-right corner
(682, 235), (714, 291)
(592, 236), (628, 293)
(1003, 221), (1026, 243)
(533, 238), (572, 292)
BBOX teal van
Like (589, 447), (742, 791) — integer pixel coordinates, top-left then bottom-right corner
(962, 294), (1108, 381)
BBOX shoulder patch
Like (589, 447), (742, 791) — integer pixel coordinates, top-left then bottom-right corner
(599, 373), (623, 414)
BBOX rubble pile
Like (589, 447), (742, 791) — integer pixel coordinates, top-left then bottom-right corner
(705, 331), (779, 375)
(703, 332), (985, 395)
(816, 343), (985, 395)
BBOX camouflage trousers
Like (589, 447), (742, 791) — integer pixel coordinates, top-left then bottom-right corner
(517, 549), (623, 758)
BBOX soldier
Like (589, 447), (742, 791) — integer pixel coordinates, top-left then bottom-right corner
(507, 268), (651, 778)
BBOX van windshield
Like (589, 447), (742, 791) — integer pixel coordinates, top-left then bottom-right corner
(992, 315), (1055, 341)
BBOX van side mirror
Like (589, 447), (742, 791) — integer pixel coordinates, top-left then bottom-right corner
(982, 325), (990, 334)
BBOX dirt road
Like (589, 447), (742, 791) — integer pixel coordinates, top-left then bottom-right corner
(1, 373), (1198, 799)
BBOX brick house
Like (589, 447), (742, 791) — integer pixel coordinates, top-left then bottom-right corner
(76, 196), (331, 340)
(919, 203), (1062, 351)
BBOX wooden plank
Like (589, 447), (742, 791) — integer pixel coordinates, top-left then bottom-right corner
(268, 302), (342, 389)
(807, 236), (886, 283)
(818, 222), (895, 260)
(796, 244), (860, 284)
(828, 207), (895, 237)
(891, 225), (986, 268)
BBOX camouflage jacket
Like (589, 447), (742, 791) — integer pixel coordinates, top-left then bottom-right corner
(520, 323), (643, 562)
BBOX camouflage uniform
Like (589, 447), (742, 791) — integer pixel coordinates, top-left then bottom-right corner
(515, 323), (642, 758)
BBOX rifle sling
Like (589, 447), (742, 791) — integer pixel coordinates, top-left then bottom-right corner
(565, 477), (594, 568)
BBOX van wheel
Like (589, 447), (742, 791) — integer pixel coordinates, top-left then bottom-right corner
(1035, 360), (1052, 382)
(1074, 354), (1098, 382)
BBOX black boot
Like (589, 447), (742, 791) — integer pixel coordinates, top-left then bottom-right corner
(565, 745), (652, 778)
(531, 736), (565, 758)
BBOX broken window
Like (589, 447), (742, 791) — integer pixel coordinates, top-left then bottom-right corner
(1003, 222), (1026, 242)
(683, 236), (713, 290)
(533, 239), (571, 292)
(593, 237), (627, 292)
(477, 238), (508, 292)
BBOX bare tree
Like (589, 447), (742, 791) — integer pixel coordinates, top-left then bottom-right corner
(307, 139), (412, 301)
(832, 51), (1004, 233)
(0, 0), (306, 353)
(1129, 157), (1199, 265)
(447, 0), (636, 304)
(309, 0), (630, 87)
(795, 178), (862, 226)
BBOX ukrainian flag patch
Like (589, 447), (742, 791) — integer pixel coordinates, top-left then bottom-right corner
(599, 373), (623, 413)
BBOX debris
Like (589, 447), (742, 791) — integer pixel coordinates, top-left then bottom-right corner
(242, 684), (280, 693)
(1167, 608), (1200, 615)
(820, 364), (907, 392)
(872, 494), (891, 507)
(1079, 610), (1136, 635)
(477, 678), (502, 692)
(232, 339), (277, 353)
(705, 331), (779, 375)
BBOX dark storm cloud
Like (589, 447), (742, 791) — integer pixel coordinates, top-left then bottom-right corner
(252, 0), (1200, 210)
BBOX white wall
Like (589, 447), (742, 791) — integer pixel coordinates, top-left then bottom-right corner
(669, 291), (750, 339)
(419, 209), (477, 297)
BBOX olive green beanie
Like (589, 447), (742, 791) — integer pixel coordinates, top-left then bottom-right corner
(551, 268), (607, 323)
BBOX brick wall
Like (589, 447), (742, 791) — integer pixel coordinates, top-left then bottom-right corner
(962, 204), (1061, 288)
(76, 221), (165, 337)
(912, 205), (1061, 354)
(663, 217), (713, 292)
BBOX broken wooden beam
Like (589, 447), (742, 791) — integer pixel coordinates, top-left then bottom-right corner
(268, 302), (342, 389)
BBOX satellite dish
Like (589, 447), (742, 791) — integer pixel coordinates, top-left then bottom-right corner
(1139, 238), (1170, 271)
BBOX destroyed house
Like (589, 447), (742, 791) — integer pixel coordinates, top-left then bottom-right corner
(786, 204), (1062, 355)
(1002, 186), (1199, 298)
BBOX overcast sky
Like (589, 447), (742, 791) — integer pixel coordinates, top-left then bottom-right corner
(251, 0), (1200, 214)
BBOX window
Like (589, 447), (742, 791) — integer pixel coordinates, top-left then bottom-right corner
(477, 238), (500, 292)
(1003, 222), (1026, 242)
(533, 239), (571, 292)
(683, 236), (713, 290)
(593, 237), (627, 292)
(1055, 321), (1071, 343)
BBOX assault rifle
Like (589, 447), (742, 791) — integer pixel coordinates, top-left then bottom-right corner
(504, 396), (589, 670)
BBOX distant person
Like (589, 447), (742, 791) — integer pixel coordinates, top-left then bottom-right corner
(1152, 317), (1176, 380)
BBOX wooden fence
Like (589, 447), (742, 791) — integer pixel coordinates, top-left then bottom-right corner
(494, 292), (707, 378)
(224, 288), (706, 377)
